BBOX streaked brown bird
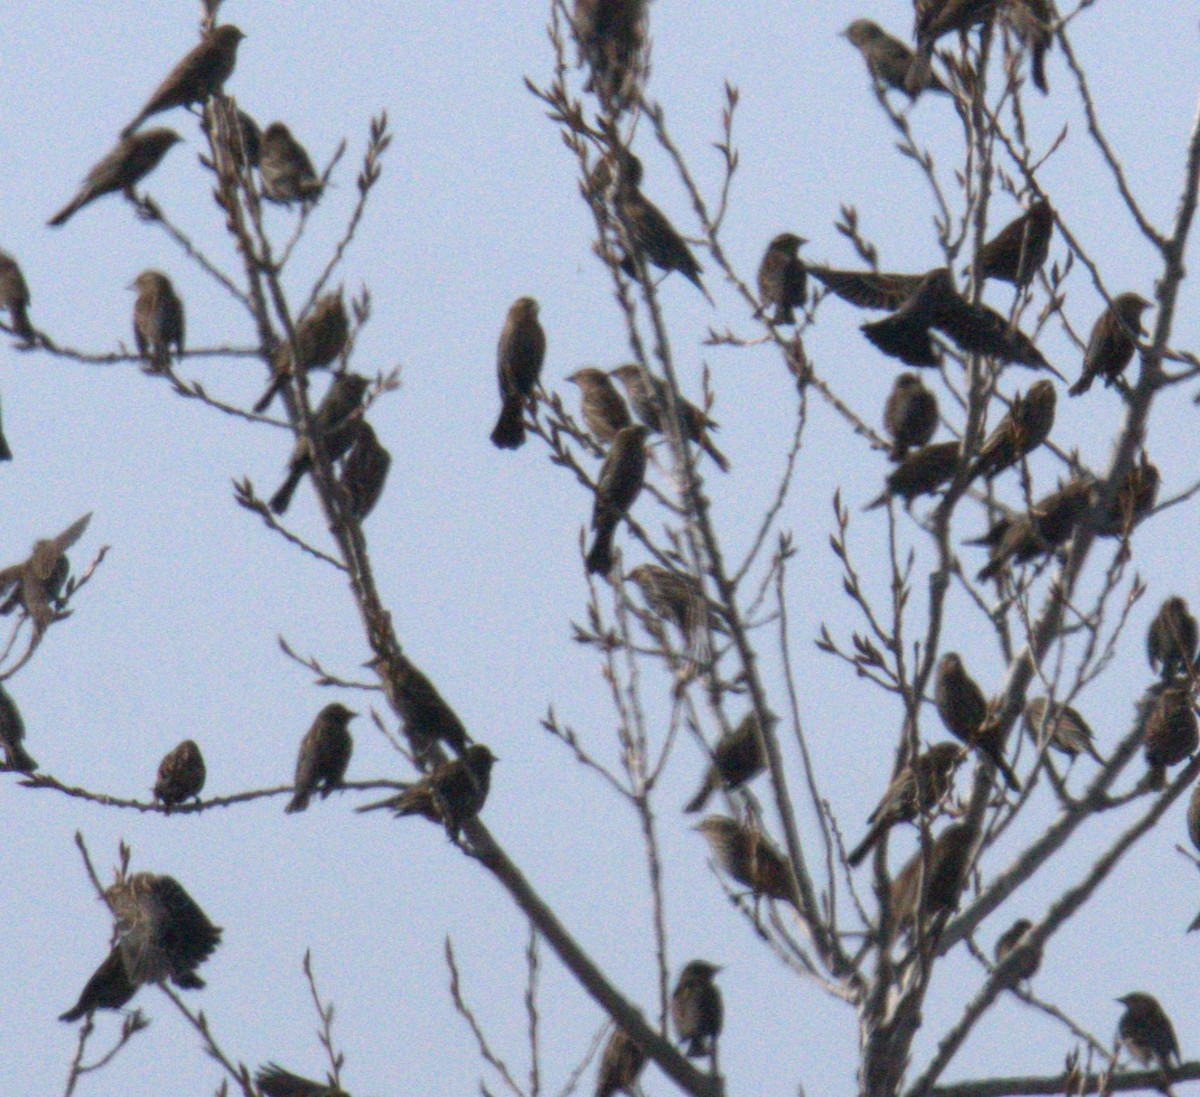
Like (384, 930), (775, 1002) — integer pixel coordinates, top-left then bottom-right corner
(1116, 992), (1180, 1073)
(260, 122), (324, 206)
(846, 742), (961, 867)
(1023, 697), (1103, 763)
(1138, 682), (1197, 789)
(595, 1026), (646, 1097)
(0, 250), (35, 344)
(586, 424), (649, 575)
(1096, 452), (1159, 538)
(1002, 0), (1054, 92)
(974, 477), (1092, 581)
(890, 820), (976, 930)
(256, 1064), (349, 1097)
(154, 739), (206, 808)
(610, 363), (729, 471)
(884, 373), (939, 460)
(123, 25), (244, 136)
(0, 511), (90, 639)
(357, 743), (496, 841)
(684, 711), (768, 813)
(130, 270), (185, 372)
(756, 232), (807, 325)
(573, 0), (648, 110)
(967, 379), (1056, 483)
(994, 918), (1041, 985)
(269, 372), (369, 514)
(59, 946), (137, 1023)
(628, 562), (724, 650)
(491, 297), (546, 449)
(49, 128), (182, 227)
(908, 0), (999, 95)
(0, 681), (36, 772)
(694, 814), (794, 903)
(808, 265), (924, 311)
(338, 419), (391, 521)
(567, 367), (631, 446)
(865, 440), (959, 510)
(978, 199), (1054, 287)
(286, 702), (356, 813)
(370, 652), (472, 759)
(255, 289), (350, 413)
(935, 652), (1021, 790)
(1147, 596), (1198, 682)
(672, 960), (723, 1059)
(843, 18), (950, 99)
(1069, 293), (1151, 396)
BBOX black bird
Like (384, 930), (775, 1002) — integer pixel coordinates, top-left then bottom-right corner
(154, 739), (206, 808)
(978, 199), (1054, 287)
(671, 960), (723, 1058)
(369, 652), (472, 759)
(0, 681), (36, 772)
(491, 297), (546, 450)
(1116, 992), (1180, 1073)
(865, 440), (960, 510)
(338, 420), (391, 521)
(935, 652), (1021, 790)
(756, 232), (807, 324)
(883, 372), (939, 460)
(256, 1063), (349, 1096)
(49, 129), (182, 227)
(59, 947), (137, 1023)
(684, 711), (768, 813)
(286, 703), (356, 813)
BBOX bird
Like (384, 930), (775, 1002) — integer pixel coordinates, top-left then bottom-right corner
(843, 18), (950, 99)
(610, 363), (729, 471)
(153, 739), (206, 808)
(993, 918), (1041, 985)
(890, 820), (976, 930)
(865, 440), (960, 510)
(286, 703), (356, 813)
(491, 297), (546, 449)
(259, 122), (324, 206)
(1137, 682), (1198, 789)
(974, 477), (1092, 581)
(49, 128), (182, 227)
(269, 372), (369, 515)
(0, 250), (35, 344)
(59, 946), (138, 1023)
(967, 379), (1057, 483)
(338, 419), (391, 521)
(671, 960), (723, 1059)
(1096, 452), (1159, 538)
(1147, 596), (1198, 681)
(808, 265), (925, 311)
(255, 1063), (350, 1097)
(0, 541), (69, 614)
(908, 0), (999, 95)
(0, 681), (36, 772)
(1023, 697), (1103, 763)
(1002, 0), (1054, 93)
(130, 270), (185, 372)
(357, 743), (496, 841)
(684, 712), (768, 813)
(978, 199), (1054, 287)
(1069, 293), (1152, 396)
(628, 562), (724, 651)
(846, 742), (961, 867)
(1116, 993), (1180, 1073)
(595, 1025), (646, 1097)
(224, 107), (262, 170)
(255, 290), (350, 413)
(884, 373), (939, 460)
(694, 814), (794, 903)
(572, 0), (648, 110)
(935, 652), (1021, 790)
(586, 424), (649, 575)
(566, 367), (632, 446)
(369, 652), (472, 759)
(0, 511), (90, 639)
(756, 232), (807, 324)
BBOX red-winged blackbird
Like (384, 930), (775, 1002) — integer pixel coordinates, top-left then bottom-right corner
(0, 250), (34, 344)
(671, 960), (723, 1058)
(491, 297), (546, 449)
(684, 712), (768, 813)
(1137, 682), (1198, 789)
(1147, 596), (1198, 681)
(0, 512), (90, 638)
(130, 270), (185, 373)
(808, 265), (924, 311)
(338, 419), (391, 521)
(865, 440), (960, 510)
(756, 232), (807, 325)
(357, 743), (496, 841)
(1097, 452), (1159, 538)
(967, 379), (1057, 483)
(0, 681), (36, 772)
(884, 373), (939, 460)
(1023, 697), (1103, 763)
(255, 1063), (350, 1097)
(59, 946), (137, 1022)
(978, 199), (1054, 287)
(843, 19), (950, 99)
(269, 373), (369, 515)
(1069, 293), (1152, 396)
(694, 814), (794, 903)
(585, 424), (649, 575)
(908, 0), (999, 94)
(595, 1025), (646, 1097)
(572, 0), (648, 111)
(154, 739), (206, 808)
(890, 820), (976, 930)
(123, 25), (245, 136)
(49, 128), (182, 227)
(935, 652), (1021, 790)
(255, 290), (350, 413)
(610, 363), (729, 471)
(286, 703), (356, 813)
(1116, 993), (1180, 1072)
(994, 918), (1041, 985)
(628, 562), (724, 651)
(846, 742), (961, 867)
(260, 122), (323, 206)
(567, 367), (631, 446)
(974, 477), (1092, 581)
(1002, 0), (1054, 92)
(369, 652), (472, 759)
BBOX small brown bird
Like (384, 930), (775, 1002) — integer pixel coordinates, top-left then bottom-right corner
(59, 946), (138, 1023)
(269, 373), (369, 515)
(1096, 452), (1159, 538)
(1023, 697), (1103, 763)
(1069, 293), (1152, 396)
(974, 477), (1092, 582)
(567, 367), (631, 446)
(491, 297), (546, 449)
(628, 562), (723, 649)
(154, 739), (206, 808)
(808, 265), (925, 311)
(286, 703), (356, 814)
(1138, 682), (1198, 789)
(227, 108), (262, 170)
(890, 820), (976, 930)
(0, 250), (35, 344)
(884, 373), (939, 460)
(967, 379), (1057, 484)
(0, 512), (90, 639)
(255, 290), (350, 413)
(993, 918), (1041, 985)
(756, 232), (807, 325)
(843, 18), (950, 99)
(255, 1063), (349, 1097)
(586, 423), (649, 575)
(259, 122), (324, 206)
(573, 0), (648, 110)
(130, 270), (185, 372)
(672, 960), (723, 1059)
(357, 743), (496, 841)
(1147, 596), (1198, 682)
(694, 814), (794, 903)
(865, 440), (960, 510)
(610, 363), (729, 471)
(846, 742), (961, 867)
(338, 419), (391, 521)
(978, 199), (1054, 287)
(908, 0), (999, 95)
(0, 681), (36, 773)
(49, 128), (182, 227)
(370, 653), (472, 759)
(595, 1026), (646, 1097)
(1116, 992), (1180, 1073)
(684, 712), (768, 813)
(935, 653), (1021, 790)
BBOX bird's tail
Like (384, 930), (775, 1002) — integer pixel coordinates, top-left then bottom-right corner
(269, 466), (305, 515)
(490, 396), (526, 449)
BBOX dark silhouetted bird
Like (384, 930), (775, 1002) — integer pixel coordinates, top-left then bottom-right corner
(1147, 596), (1197, 681)
(130, 270), (185, 372)
(491, 297), (545, 449)
(260, 122), (323, 206)
(1138, 682), (1198, 789)
(369, 652), (472, 759)
(1096, 452), (1159, 538)
(1002, 0), (1054, 93)
(0, 511), (89, 639)
(567, 367), (632, 446)
(0, 250), (35, 344)
(0, 681), (36, 772)
(154, 739), (206, 808)
(978, 199), (1054, 287)
(1069, 293), (1152, 396)
(884, 372), (939, 460)
(255, 1063), (350, 1097)
(684, 712), (768, 813)
(865, 440), (959, 510)
(908, 0), (999, 95)
(610, 363), (729, 471)
(59, 946), (138, 1023)
(935, 652), (1021, 790)
(595, 1025), (646, 1097)
(255, 290), (350, 413)
(1116, 992), (1180, 1073)
(967, 379), (1056, 483)
(974, 476), (1092, 581)
(890, 820), (976, 930)
(572, 0), (648, 110)
(286, 703), (356, 814)
(338, 420), (391, 521)
(843, 18), (950, 98)
(694, 815), (794, 904)
(672, 960), (723, 1058)
(994, 918), (1041, 985)
(756, 232), (807, 324)
(628, 562), (724, 651)
(49, 128), (182, 227)
(586, 424), (649, 575)
(1023, 697), (1103, 763)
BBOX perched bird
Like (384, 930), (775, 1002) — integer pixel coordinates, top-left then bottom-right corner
(255, 1063), (349, 1097)
(1116, 993), (1180, 1073)
(846, 742), (961, 867)
(935, 652), (1021, 790)
(0, 681), (36, 772)
(1138, 682), (1198, 789)
(357, 743), (496, 841)
(59, 947), (138, 1023)
(49, 128), (182, 227)
(228, 108), (262, 170)
(684, 711), (768, 814)
(286, 703), (356, 814)
(567, 367), (631, 446)
(0, 249), (35, 344)
(967, 379), (1057, 483)
(269, 372), (369, 514)
(628, 562), (724, 650)
(338, 420), (391, 521)
(864, 440), (959, 510)
(672, 960), (723, 1059)
(694, 815), (794, 904)
(259, 122), (324, 206)
(369, 653), (471, 759)
(1096, 452), (1159, 538)
(610, 363), (729, 471)
(255, 290), (350, 413)
(1147, 596), (1198, 681)
(154, 739), (206, 808)
(843, 18), (950, 99)
(1069, 293), (1152, 396)
(908, 0), (999, 95)
(993, 918), (1041, 985)
(808, 265), (924, 311)
(572, 0), (648, 110)
(491, 297), (546, 450)
(974, 477), (1092, 581)
(1002, 0), (1054, 92)
(890, 821), (976, 930)
(595, 1026), (646, 1097)
(0, 511), (90, 638)
(1023, 697), (1103, 763)
(130, 270), (185, 372)
(978, 199), (1054, 287)
(586, 424), (649, 575)
(0, 545), (67, 616)
(756, 232), (807, 325)
(884, 373), (939, 460)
